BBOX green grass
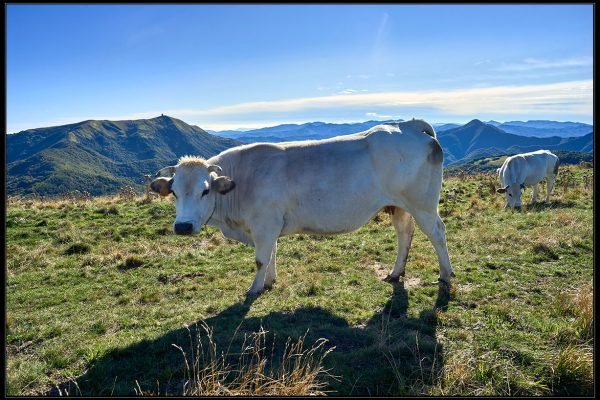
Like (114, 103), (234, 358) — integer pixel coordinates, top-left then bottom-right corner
(5, 165), (593, 396)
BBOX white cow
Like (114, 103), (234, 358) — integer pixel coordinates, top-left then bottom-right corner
(496, 149), (560, 209)
(151, 119), (454, 295)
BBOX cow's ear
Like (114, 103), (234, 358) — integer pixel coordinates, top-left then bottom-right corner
(207, 165), (222, 174)
(150, 177), (173, 197)
(155, 166), (177, 178)
(496, 185), (509, 193)
(212, 176), (236, 195)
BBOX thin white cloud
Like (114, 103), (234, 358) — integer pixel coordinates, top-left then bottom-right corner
(496, 56), (592, 72)
(171, 79), (592, 117)
(371, 12), (389, 65)
(201, 120), (307, 131)
(8, 80), (592, 133)
(366, 112), (393, 119)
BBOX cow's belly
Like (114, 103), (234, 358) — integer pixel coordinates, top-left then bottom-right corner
(280, 197), (384, 236)
(523, 171), (547, 185)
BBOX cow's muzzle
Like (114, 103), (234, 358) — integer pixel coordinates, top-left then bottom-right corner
(174, 222), (194, 235)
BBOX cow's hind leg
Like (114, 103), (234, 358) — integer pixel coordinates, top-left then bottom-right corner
(263, 242), (277, 290)
(411, 209), (454, 285)
(546, 174), (556, 204)
(384, 207), (415, 282)
(247, 229), (279, 296)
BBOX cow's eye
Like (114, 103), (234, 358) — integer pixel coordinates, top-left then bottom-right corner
(201, 189), (210, 197)
(508, 193), (512, 197)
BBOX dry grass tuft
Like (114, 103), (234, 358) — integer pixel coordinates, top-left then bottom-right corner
(554, 281), (593, 341)
(169, 322), (336, 396)
(570, 282), (594, 337)
(436, 347), (478, 395)
(551, 343), (593, 394)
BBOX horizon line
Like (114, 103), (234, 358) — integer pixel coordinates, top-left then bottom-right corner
(7, 115), (594, 135)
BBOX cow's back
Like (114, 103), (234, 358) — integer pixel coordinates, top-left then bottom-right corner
(500, 150), (558, 186)
(210, 123), (440, 236)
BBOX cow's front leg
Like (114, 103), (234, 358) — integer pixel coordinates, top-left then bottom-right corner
(529, 183), (539, 205)
(247, 229), (279, 296)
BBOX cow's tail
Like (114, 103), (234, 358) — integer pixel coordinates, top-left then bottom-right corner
(553, 157), (560, 177)
(405, 118), (436, 138)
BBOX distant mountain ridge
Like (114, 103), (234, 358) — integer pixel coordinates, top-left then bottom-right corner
(438, 119), (592, 165)
(212, 118), (592, 166)
(212, 119), (592, 142)
(7, 115), (240, 196)
(7, 116), (592, 196)
(485, 120), (592, 138)
(211, 120), (405, 142)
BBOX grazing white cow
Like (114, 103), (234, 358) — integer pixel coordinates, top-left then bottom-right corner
(151, 119), (454, 295)
(496, 149), (560, 209)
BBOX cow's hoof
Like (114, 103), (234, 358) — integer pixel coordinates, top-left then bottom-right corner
(245, 287), (264, 296)
(263, 280), (276, 290)
(437, 277), (452, 286)
(451, 271), (456, 278)
(383, 274), (401, 283)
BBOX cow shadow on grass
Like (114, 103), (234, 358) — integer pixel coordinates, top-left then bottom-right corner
(49, 283), (450, 396)
(524, 199), (579, 212)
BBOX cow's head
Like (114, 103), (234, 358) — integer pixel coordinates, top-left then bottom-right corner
(150, 156), (236, 235)
(496, 182), (525, 209)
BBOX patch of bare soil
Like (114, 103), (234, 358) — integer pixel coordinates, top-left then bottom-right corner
(158, 271), (205, 284)
(363, 262), (422, 288)
(364, 261), (391, 280)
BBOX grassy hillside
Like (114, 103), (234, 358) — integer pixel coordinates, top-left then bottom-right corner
(6, 165), (593, 396)
(6, 116), (240, 197)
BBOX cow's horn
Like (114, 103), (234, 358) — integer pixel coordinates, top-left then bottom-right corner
(208, 165), (222, 174)
(155, 166), (177, 177)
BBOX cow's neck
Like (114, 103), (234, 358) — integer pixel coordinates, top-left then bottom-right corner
(207, 154), (242, 230)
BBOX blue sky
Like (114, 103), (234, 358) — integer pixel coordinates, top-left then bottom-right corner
(7, 4), (593, 133)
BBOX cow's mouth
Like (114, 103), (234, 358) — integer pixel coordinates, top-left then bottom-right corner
(174, 222), (194, 235)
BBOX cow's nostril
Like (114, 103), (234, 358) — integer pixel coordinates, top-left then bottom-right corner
(174, 222), (193, 235)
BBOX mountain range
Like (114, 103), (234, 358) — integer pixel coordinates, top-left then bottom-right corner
(437, 119), (592, 165)
(6, 116), (240, 196)
(485, 120), (592, 138)
(6, 116), (593, 197)
(209, 119), (591, 141)
(208, 120), (406, 142)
